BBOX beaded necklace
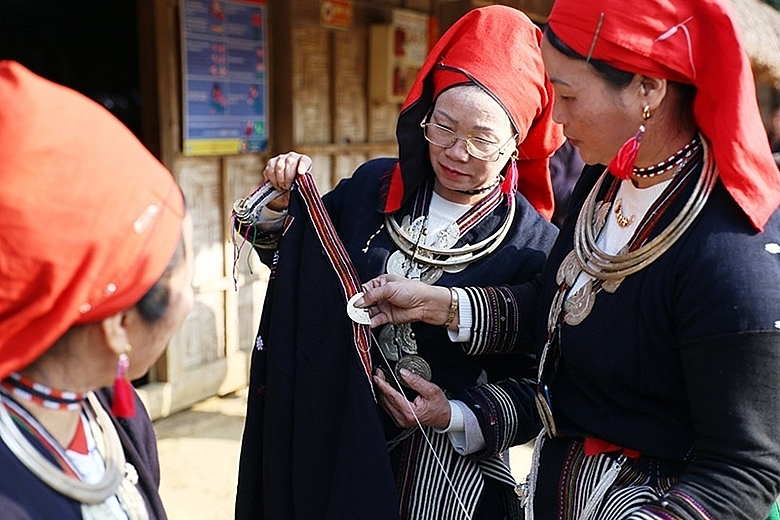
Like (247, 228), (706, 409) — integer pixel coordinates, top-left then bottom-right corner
(633, 136), (698, 178)
(0, 372), (85, 411)
(452, 174), (501, 195)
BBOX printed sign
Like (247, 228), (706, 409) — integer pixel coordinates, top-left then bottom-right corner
(180, 0), (268, 155)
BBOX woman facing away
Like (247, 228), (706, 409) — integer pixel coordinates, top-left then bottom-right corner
(359, 0), (780, 518)
(234, 6), (564, 519)
(0, 61), (192, 519)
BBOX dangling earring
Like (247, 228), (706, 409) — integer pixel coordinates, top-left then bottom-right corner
(500, 151), (519, 198)
(608, 105), (652, 180)
(111, 344), (136, 418)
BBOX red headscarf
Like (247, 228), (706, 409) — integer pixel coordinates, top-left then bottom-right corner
(547, 0), (780, 231)
(382, 5), (564, 221)
(0, 61), (185, 379)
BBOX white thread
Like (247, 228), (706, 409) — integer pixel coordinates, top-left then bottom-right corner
(655, 16), (696, 79)
(369, 333), (472, 520)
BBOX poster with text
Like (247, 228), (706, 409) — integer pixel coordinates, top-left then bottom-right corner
(181, 0), (268, 156)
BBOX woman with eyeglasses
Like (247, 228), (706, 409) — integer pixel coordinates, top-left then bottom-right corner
(234, 6), (563, 519)
(360, 0), (780, 518)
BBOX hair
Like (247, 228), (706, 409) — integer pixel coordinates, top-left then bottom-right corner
(544, 26), (696, 115)
(135, 237), (186, 323)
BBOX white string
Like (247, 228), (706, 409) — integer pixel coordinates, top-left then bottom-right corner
(655, 16), (696, 79)
(369, 332), (473, 520)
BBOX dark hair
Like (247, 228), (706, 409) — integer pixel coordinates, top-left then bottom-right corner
(135, 237), (186, 323)
(544, 27), (634, 88)
(544, 27), (696, 119)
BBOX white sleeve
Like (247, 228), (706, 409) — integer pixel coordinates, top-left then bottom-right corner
(434, 400), (486, 455)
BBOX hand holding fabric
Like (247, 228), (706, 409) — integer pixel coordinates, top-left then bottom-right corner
(262, 151), (312, 211)
(373, 368), (451, 430)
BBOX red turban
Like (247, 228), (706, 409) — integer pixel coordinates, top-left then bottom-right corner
(382, 5), (564, 221)
(547, 0), (780, 231)
(0, 61), (185, 378)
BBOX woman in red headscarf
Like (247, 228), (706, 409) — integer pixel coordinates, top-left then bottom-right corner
(0, 61), (191, 519)
(234, 6), (563, 519)
(360, 0), (780, 518)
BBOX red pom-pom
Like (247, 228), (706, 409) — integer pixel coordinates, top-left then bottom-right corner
(501, 159), (518, 197)
(607, 125), (645, 180)
(111, 353), (136, 418)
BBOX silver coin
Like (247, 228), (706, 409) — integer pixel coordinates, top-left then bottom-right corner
(432, 222), (460, 249)
(386, 250), (409, 277)
(406, 216), (428, 243)
(395, 355), (432, 387)
(420, 267), (442, 284)
(376, 325), (400, 362)
(386, 250), (428, 280)
(563, 281), (595, 326)
(346, 292), (371, 325)
(395, 323), (417, 355)
(441, 253), (472, 273)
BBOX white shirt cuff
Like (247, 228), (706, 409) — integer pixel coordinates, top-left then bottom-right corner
(447, 288), (472, 343)
(435, 400), (486, 455)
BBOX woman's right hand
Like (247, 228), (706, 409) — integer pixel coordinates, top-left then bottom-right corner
(360, 274), (455, 329)
(263, 152), (312, 211)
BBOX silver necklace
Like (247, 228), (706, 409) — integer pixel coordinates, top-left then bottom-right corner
(556, 136), (716, 326)
(0, 392), (149, 519)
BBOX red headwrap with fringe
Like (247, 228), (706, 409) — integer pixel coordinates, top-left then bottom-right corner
(382, 5), (564, 220)
(547, 0), (780, 231)
(0, 61), (185, 378)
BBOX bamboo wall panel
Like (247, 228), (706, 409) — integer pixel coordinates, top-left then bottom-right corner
(333, 30), (367, 145)
(174, 158), (225, 369)
(369, 103), (399, 143)
(332, 29), (368, 185)
(406, 0), (433, 11)
(334, 153), (369, 185)
(293, 25), (331, 145)
(309, 154), (334, 192)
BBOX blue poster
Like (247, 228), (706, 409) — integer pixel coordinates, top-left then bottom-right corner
(181, 0), (268, 155)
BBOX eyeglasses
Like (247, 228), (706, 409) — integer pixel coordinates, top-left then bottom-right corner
(420, 121), (517, 162)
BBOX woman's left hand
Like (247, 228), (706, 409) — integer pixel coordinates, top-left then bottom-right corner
(373, 368), (451, 429)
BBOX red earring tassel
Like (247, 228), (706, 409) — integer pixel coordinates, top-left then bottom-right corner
(111, 352), (136, 418)
(501, 158), (518, 197)
(607, 125), (645, 180)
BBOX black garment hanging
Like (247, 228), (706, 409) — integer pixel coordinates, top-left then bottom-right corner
(235, 172), (399, 520)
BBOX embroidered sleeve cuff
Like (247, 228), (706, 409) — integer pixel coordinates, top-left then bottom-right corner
(463, 286), (522, 355)
(457, 383), (519, 456)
